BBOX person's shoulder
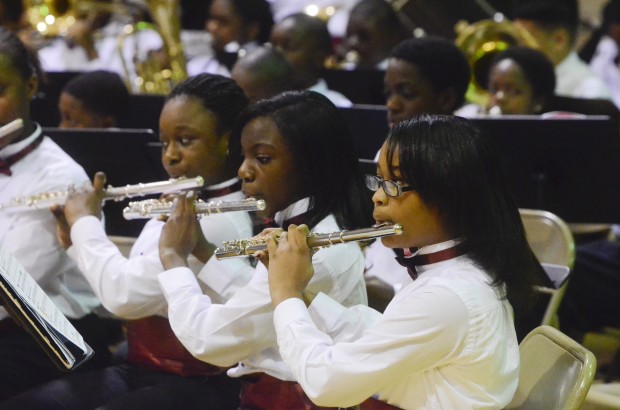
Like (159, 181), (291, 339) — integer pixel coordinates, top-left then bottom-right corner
(37, 137), (89, 181)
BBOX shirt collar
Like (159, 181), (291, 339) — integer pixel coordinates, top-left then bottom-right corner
(274, 197), (310, 227)
(0, 124), (41, 159)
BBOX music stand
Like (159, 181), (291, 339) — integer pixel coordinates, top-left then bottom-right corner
(45, 128), (168, 236)
(471, 116), (620, 224)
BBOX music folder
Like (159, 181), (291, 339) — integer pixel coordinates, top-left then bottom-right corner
(0, 247), (94, 371)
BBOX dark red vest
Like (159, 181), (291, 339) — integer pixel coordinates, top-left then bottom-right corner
(126, 316), (224, 377)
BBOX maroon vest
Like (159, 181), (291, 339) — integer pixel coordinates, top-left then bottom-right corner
(239, 372), (335, 410)
(126, 316), (224, 377)
(359, 398), (403, 410)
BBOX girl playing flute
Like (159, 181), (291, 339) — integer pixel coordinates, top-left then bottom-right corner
(156, 90), (373, 409)
(266, 115), (543, 409)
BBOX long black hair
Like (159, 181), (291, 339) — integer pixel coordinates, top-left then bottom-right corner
(231, 90), (373, 230)
(384, 114), (543, 312)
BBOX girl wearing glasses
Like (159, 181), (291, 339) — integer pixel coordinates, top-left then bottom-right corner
(266, 114), (543, 409)
(156, 91), (373, 409)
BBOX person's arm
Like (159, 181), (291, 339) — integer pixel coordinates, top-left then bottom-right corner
(62, 173), (169, 318)
(273, 286), (470, 407)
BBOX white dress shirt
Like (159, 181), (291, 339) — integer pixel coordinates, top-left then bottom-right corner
(158, 198), (368, 381)
(555, 51), (613, 101)
(67, 186), (253, 319)
(308, 78), (353, 107)
(0, 126), (98, 321)
(274, 240), (519, 409)
(589, 35), (620, 109)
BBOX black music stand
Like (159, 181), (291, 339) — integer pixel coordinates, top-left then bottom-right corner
(471, 116), (620, 224)
(45, 127), (168, 236)
(323, 69), (386, 105)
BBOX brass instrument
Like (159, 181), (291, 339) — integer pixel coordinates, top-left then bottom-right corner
(455, 15), (539, 106)
(0, 176), (204, 211)
(25, 0), (139, 39)
(119, 0), (187, 94)
(123, 198), (266, 220)
(215, 223), (403, 260)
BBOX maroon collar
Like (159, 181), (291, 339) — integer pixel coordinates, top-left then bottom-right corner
(0, 134), (44, 176)
(396, 242), (469, 280)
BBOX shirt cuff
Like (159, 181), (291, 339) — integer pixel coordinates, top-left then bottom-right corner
(70, 215), (105, 244)
(158, 266), (201, 296)
(273, 297), (312, 333)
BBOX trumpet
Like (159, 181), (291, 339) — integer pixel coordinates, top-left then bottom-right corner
(0, 176), (204, 211)
(123, 198), (266, 220)
(215, 222), (403, 259)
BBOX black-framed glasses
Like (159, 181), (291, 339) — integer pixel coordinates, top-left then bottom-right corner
(365, 175), (415, 198)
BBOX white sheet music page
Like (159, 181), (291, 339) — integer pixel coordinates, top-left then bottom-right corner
(0, 247), (87, 352)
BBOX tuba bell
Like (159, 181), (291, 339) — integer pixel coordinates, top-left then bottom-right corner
(25, 0), (139, 41)
(455, 14), (539, 106)
(118, 0), (187, 94)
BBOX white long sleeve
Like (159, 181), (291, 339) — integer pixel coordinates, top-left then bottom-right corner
(68, 191), (253, 319)
(274, 254), (519, 409)
(158, 213), (367, 380)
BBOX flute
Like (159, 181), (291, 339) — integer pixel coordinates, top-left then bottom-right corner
(215, 222), (403, 259)
(123, 198), (266, 219)
(0, 176), (204, 211)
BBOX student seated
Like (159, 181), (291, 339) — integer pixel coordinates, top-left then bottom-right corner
(270, 13), (353, 107)
(187, 0), (274, 77)
(155, 91), (374, 409)
(2, 74), (252, 409)
(230, 45), (296, 104)
(58, 70), (130, 128)
(341, 0), (410, 70)
(484, 46), (556, 115)
(0, 27), (111, 401)
(266, 115), (544, 409)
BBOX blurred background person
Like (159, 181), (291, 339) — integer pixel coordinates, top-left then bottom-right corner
(580, 0), (620, 108)
(187, 0), (274, 77)
(270, 13), (352, 107)
(384, 36), (472, 127)
(58, 70), (130, 128)
(230, 45), (297, 104)
(341, 0), (411, 70)
(513, 0), (613, 102)
(485, 46), (557, 115)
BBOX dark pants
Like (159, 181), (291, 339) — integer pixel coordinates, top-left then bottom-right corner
(559, 239), (620, 341)
(0, 313), (113, 401)
(0, 363), (241, 410)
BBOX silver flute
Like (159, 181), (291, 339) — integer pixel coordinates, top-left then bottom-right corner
(123, 197), (266, 219)
(0, 176), (204, 211)
(215, 222), (403, 259)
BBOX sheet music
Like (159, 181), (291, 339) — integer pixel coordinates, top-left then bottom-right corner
(0, 247), (87, 352)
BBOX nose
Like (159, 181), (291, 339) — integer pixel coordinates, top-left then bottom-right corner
(162, 141), (181, 165)
(372, 186), (387, 207)
(238, 159), (254, 182)
(386, 94), (401, 112)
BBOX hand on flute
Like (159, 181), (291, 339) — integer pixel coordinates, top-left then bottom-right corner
(159, 191), (215, 269)
(266, 224), (315, 308)
(63, 172), (106, 226)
